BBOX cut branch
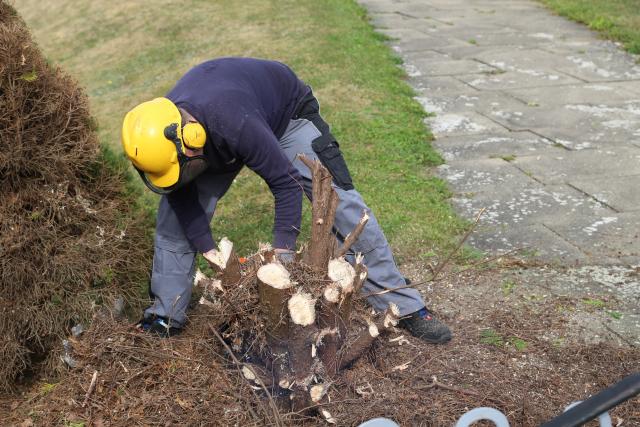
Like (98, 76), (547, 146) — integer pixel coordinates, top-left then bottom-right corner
(339, 255), (367, 339)
(318, 283), (342, 376)
(299, 155), (339, 270)
(335, 210), (369, 258)
(257, 263), (293, 380)
(287, 290), (318, 411)
(339, 303), (400, 370)
(207, 237), (242, 284)
(82, 370), (98, 408)
(257, 263), (292, 341)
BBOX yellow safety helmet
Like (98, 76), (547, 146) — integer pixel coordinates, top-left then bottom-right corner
(121, 97), (208, 194)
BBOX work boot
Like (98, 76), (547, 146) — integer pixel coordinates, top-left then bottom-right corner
(399, 307), (452, 344)
(136, 315), (182, 338)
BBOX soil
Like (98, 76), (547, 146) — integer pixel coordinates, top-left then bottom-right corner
(2, 258), (638, 427)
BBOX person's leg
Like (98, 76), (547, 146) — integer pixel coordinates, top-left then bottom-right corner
(279, 118), (424, 316)
(145, 169), (239, 327)
(279, 114), (451, 343)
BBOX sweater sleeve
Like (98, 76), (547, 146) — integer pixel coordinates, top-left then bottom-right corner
(166, 183), (216, 253)
(236, 117), (303, 250)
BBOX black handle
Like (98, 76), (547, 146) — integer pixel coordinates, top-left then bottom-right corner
(541, 372), (640, 427)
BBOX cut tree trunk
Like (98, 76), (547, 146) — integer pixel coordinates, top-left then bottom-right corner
(298, 155), (339, 271)
(257, 262), (293, 381)
(202, 160), (400, 420)
(207, 237), (242, 284)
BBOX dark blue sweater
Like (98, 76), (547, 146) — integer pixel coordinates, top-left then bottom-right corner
(165, 58), (310, 252)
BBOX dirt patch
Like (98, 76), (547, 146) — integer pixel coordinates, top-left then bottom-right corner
(3, 261), (637, 426)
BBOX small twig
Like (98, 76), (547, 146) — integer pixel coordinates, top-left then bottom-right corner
(429, 208), (486, 282)
(359, 246), (524, 299)
(335, 210), (369, 258)
(443, 247), (523, 277)
(384, 351), (423, 376)
(297, 153), (316, 172)
(413, 375), (481, 397)
(399, 353), (440, 386)
(358, 208), (485, 299)
(210, 326), (283, 427)
(290, 398), (363, 415)
(82, 370), (98, 408)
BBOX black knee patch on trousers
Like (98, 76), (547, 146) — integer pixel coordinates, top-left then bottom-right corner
(293, 90), (355, 191)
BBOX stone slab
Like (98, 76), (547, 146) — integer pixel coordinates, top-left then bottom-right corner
(369, 13), (420, 30)
(553, 49), (640, 82)
(378, 27), (433, 42)
(432, 131), (554, 162)
(417, 24), (522, 44)
(361, 0), (640, 270)
(486, 101), (640, 146)
(569, 175), (640, 213)
(531, 127), (639, 151)
(519, 265), (640, 310)
(391, 34), (470, 53)
(436, 158), (536, 193)
(396, 48), (450, 63)
(506, 83), (640, 108)
(456, 32), (560, 49)
(467, 47), (578, 74)
(436, 43), (533, 60)
(357, 0), (396, 14)
(405, 57), (497, 76)
(411, 75), (478, 95)
(547, 212), (640, 264)
(414, 91), (526, 115)
(512, 147), (640, 185)
(425, 111), (509, 137)
(467, 222), (588, 264)
(451, 183), (613, 229)
(457, 70), (580, 91)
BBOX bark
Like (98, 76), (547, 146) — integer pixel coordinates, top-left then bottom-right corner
(299, 155), (339, 271)
(338, 303), (400, 370)
(257, 263), (293, 380)
(339, 255), (367, 339)
(211, 160), (393, 420)
(207, 237), (242, 284)
(318, 257), (357, 375)
(317, 284), (342, 376)
(287, 290), (318, 411)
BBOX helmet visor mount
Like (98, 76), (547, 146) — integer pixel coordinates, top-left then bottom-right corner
(137, 123), (209, 195)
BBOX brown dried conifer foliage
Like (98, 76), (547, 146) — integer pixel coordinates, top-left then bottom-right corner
(0, 2), (151, 391)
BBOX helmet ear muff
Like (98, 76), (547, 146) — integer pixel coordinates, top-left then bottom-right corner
(182, 122), (206, 149)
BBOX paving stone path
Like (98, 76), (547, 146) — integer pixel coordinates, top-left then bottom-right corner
(359, 0), (640, 267)
(359, 0), (640, 343)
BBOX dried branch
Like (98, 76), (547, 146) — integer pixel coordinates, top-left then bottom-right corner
(210, 326), (282, 426)
(429, 208), (485, 282)
(81, 370), (98, 408)
(335, 210), (369, 258)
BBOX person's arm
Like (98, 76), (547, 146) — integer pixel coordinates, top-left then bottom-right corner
(235, 117), (303, 250)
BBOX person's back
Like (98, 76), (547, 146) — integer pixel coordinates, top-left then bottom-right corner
(167, 57), (309, 143)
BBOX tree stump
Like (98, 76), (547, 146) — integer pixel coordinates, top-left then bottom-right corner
(198, 157), (399, 420)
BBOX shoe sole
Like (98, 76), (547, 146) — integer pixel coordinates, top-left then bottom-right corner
(419, 333), (452, 344)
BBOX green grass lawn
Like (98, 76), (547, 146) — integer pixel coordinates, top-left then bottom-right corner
(540, 0), (640, 54)
(14, 0), (467, 262)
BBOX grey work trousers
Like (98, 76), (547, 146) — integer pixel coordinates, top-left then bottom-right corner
(146, 118), (426, 325)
